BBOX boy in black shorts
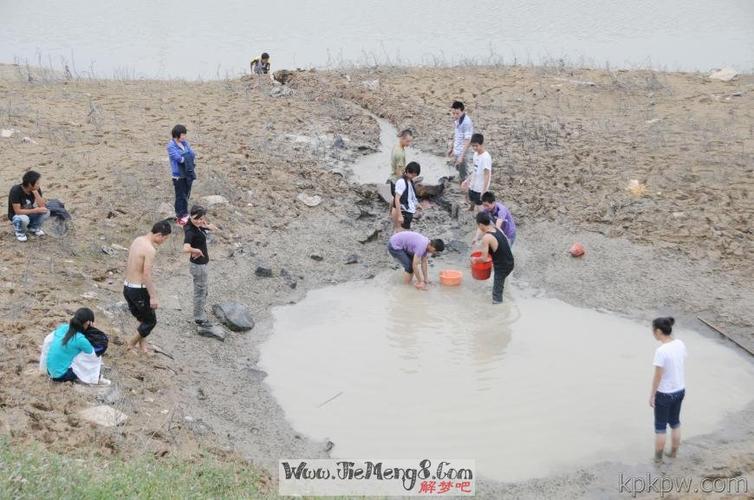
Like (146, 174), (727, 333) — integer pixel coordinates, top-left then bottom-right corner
(123, 221), (171, 354)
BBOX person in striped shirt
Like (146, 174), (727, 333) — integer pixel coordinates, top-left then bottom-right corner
(447, 100), (473, 183)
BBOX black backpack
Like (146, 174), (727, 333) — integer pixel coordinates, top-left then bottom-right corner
(389, 175), (414, 207)
(83, 327), (109, 357)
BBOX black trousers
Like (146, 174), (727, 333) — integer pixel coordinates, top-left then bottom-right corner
(173, 177), (193, 218)
(492, 265), (514, 303)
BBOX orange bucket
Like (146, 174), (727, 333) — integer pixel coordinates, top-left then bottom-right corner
(470, 251), (492, 280)
(439, 269), (462, 286)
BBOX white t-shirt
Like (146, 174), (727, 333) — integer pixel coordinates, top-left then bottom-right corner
(653, 339), (687, 393)
(471, 151), (492, 193)
(394, 178), (418, 213)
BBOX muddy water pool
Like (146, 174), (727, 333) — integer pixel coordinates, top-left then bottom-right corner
(350, 115), (456, 185)
(260, 266), (754, 482)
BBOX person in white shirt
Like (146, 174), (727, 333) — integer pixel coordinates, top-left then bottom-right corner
(392, 162), (421, 232)
(462, 133), (491, 213)
(649, 316), (687, 462)
(447, 101), (473, 183)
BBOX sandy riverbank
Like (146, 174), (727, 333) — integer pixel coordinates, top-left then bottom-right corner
(0, 63), (752, 498)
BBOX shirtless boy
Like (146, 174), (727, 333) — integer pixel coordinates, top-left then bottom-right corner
(123, 221), (171, 353)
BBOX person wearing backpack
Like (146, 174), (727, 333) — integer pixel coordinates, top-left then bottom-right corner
(43, 308), (110, 385)
(391, 161), (421, 232)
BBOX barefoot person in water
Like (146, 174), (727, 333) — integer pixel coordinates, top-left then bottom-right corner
(387, 231), (444, 290)
(472, 212), (514, 304)
(649, 316), (687, 462)
(123, 221), (171, 354)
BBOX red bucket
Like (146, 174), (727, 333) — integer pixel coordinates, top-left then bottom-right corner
(470, 251), (492, 280)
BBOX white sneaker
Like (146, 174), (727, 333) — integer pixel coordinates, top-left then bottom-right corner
(31, 228), (45, 236)
(97, 376), (112, 386)
(16, 233), (28, 242)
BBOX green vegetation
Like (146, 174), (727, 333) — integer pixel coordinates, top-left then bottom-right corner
(0, 439), (271, 499)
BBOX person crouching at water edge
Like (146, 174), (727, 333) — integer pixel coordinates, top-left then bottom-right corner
(649, 316), (686, 463)
(387, 231), (444, 290)
(472, 212), (514, 304)
(42, 308), (110, 385)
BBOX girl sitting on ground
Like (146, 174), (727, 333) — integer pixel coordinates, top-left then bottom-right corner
(44, 308), (110, 384)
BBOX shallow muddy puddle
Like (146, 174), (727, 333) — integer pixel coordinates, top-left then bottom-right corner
(350, 115), (455, 185)
(260, 265), (754, 482)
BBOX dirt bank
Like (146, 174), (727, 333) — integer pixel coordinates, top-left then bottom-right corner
(1, 63), (752, 498)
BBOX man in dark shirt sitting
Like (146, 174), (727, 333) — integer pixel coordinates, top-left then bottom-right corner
(183, 205), (217, 326)
(7, 170), (49, 242)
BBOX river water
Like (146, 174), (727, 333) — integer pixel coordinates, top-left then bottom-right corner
(1, 0), (752, 79)
(259, 270), (754, 482)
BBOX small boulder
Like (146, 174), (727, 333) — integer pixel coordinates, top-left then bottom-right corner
(197, 324), (227, 341)
(212, 303), (255, 332)
(362, 79), (379, 91)
(202, 195), (229, 207)
(358, 228), (381, 244)
(78, 405), (128, 427)
(247, 368), (268, 380)
(709, 67), (738, 82)
(269, 85), (294, 97)
(255, 266), (273, 278)
(310, 254), (324, 262)
(415, 180), (445, 199)
(0, 129), (15, 139)
(345, 254), (360, 264)
(297, 192), (322, 207)
(273, 69), (295, 85)
(280, 268), (297, 289)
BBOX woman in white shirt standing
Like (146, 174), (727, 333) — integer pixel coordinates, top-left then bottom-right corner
(649, 316), (687, 462)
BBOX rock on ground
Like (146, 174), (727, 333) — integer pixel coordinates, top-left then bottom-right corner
(709, 67), (738, 82)
(297, 192), (322, 207)
(196, 324), (227, 341)
(78, 405), (128, 427)
(255, 266), (273, 278)
(201, 195), (229, 207)
(212, 302), (255, 332)
(415, 181), (445, 199)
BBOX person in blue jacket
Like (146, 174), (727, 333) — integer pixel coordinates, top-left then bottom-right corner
(46, 308), (96, 382)
(167, 124), (196, 226)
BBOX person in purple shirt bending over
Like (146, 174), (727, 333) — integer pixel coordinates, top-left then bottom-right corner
(387, 231), (445, 290)
(472, 191), (516, 247)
